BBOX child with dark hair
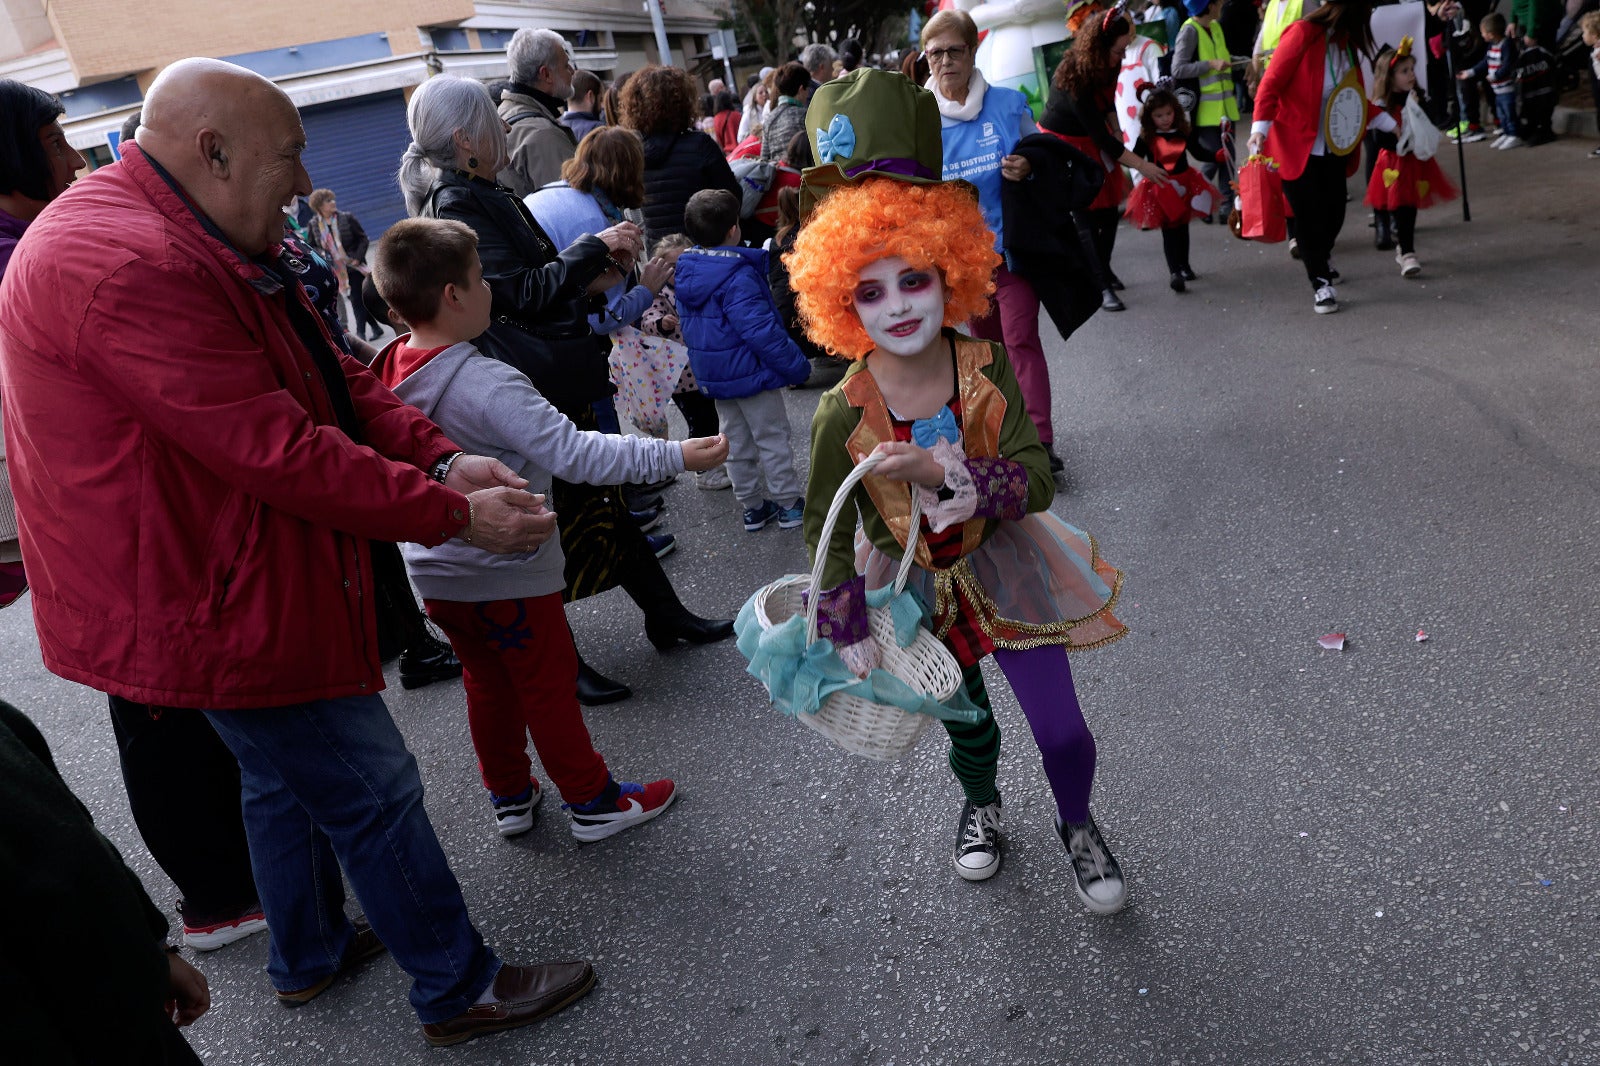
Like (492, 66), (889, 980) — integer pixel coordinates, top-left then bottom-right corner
(1124, 84), (1222, 292)
(371, 217), (729, 842)
(675, 188), (810, 531)
(1513, 32), (1558, 144)
(1460, 12), (1522, 148)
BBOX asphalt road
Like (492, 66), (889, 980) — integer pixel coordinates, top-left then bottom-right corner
(5, 135), (1598, 1066)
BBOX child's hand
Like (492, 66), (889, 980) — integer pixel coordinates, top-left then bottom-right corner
(870, 441), (945, 487)
(681, 434), (729, 471)
(661, 314), (679, 334)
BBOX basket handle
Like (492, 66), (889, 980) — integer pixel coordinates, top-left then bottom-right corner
(804, 450), (925, 646)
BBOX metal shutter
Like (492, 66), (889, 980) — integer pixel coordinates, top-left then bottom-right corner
(299, 90), (413, 239)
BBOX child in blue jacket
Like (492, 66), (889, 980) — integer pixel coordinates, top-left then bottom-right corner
(675, 189), (811, 531)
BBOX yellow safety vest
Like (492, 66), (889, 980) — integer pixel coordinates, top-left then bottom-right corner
(1259, 0), (1306, 65)
(1184, 17), (1240, 125)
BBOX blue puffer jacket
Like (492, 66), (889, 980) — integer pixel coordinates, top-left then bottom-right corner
(674, 245), (809, 399)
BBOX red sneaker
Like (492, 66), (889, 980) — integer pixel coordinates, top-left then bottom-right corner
(181, 900), (268, 951)
(565, 779), (677, 842)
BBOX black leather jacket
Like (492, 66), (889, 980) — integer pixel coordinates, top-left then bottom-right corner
(418, 168), (610, 340)
(418, 169), (615, 409)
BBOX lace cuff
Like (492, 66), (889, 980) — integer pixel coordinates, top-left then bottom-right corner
(967, 456), (1029, 520)
(807, 574), (869, 647)
(916, 439), (979, 533)
(836, 635), (882, 678)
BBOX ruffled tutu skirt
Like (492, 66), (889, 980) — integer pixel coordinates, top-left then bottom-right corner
(1364, 149), (1459, 210)
(857, 511), (1127, 655)
(1125, 169), (1223, 231)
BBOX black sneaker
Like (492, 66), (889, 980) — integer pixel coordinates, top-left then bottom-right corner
(1100, 289), (1126, 312)
(953, 797), (1003, 881)
(490, 780), (543, 837)
(1169, 272), (1186, 293)
(1055, 812), (1127, 914)
(1179, 265), (1196, 281)
(1043, 444), (1066, 476)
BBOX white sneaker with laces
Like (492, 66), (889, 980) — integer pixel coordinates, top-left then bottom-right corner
(1313, 283), (1338, 314)
(696, 465), (732, 491)
(1398, 252), (1421, 278)
(1498, 135), (1525, 150)
(1489, 134), (1509, 149)
(490, 780), (543, 837)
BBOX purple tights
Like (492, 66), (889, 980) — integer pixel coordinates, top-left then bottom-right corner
(993, 644), (1096, 823)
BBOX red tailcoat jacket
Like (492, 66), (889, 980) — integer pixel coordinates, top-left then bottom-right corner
(1253, 20), (1369, 181)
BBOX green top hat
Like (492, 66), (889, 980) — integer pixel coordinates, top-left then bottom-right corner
(799, 68), (948, 217)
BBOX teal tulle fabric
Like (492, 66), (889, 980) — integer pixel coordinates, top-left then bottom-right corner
(735, 582), (986, 723)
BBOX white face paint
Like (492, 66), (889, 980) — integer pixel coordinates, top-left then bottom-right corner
(852, 255), (946, 359)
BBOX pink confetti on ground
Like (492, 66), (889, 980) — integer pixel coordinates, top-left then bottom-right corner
(1415, 629), (1429, 642)
(1318, 633), (1346, 651)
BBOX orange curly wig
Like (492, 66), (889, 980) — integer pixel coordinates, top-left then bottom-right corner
(785, 179), (999, 360)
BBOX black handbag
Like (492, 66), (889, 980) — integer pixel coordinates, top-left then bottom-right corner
(473, 316), (613, 414)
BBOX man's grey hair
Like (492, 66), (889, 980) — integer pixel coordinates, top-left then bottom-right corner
(397, 75), (507, 215)
(507, 27), (571, 86)
(799, 43), (837, 75)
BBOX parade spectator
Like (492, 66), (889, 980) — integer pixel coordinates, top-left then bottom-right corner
(333, 199), (381, 340)
(0, 79), (81, 609)
(560, 68), (606, 144)
(761, 62), (812, 162)
(711, 90), (742, 154)
(1510, 0), (1561, 44)
(1514, 31), (1559, 144)
(839, 37), (865, 72)
(1584, 11), (1600, 158)
(404, 75), (735, 706)
(738, 72), (772, 140)
(1459, 12), (1522, 148)
(801, 41), (839, 87)
(620, 64), (743, 244)
(675, 188), (810, 532)
(1, 698), (212, 1066)
(499, 27), (578, 198)
(1040, 10), (1169, 314)
(370, 218), (725, 842)
(306, 188), (351, 326)
(0, 58), (592, 1047)
(1250, 0), (1396, 314)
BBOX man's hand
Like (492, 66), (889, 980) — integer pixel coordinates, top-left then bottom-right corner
(165, 954), (211, 1027)
(464, 488), (558, 554)
(680, 434), (729, 471)
(444, 455), (529, 495)
(640, 255), (675, 294)
(999, 153), (1032, 181)
(596, 222), (644, 267)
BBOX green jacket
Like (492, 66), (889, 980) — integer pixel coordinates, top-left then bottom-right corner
(804, 332), (1054, 593)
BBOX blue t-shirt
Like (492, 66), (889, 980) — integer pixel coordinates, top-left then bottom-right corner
(937, 84), (1034, 253)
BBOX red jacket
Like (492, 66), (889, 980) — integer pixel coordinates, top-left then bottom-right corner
(0, 145), (470, 708)
(1253, 20), (1367, 181)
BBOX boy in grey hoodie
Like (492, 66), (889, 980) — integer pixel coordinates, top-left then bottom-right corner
(371, 219), (728, 842)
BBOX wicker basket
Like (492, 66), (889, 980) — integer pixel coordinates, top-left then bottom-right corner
(750, 452), (964, 761)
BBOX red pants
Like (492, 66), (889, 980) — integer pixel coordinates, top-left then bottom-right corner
(970, 263), (1053, 446)
(423, 593), (610, 805)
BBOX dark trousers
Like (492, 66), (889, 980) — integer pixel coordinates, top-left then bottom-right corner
(1280, 153), (1350, 287)
(1160, 224), (1191, 273)
(345, 268), (375, 336)
(107, 696), (258, 918)
(673, 389), (720, 438)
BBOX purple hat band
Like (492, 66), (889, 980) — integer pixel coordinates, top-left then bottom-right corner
(842, 158), (939, 181)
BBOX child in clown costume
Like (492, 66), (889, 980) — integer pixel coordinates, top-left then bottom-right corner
(1364, 38), (1457, 279)
(787, 70), (1131, 913)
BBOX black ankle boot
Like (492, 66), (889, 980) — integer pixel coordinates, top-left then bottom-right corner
(399, 635), (463, 690)
(618, 539), (735, 652)
(575, 656), (632, 706)
(1374, 212), (1396, 251)
(1169, 272), (1186, 293)
(645, 612), (735, 651)
(1100, 288), (1125, 312)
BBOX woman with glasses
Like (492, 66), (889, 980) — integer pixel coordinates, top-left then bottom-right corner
(920, 9), (1073, 477)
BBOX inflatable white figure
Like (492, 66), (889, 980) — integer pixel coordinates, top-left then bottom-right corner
(1114, 34), (1167, 150)
(953, 0), (1070, 114)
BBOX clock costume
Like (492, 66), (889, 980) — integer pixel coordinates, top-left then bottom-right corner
(784, 69), (1132, 911)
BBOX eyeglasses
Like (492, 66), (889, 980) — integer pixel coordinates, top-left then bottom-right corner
(922, 45), (970, 66)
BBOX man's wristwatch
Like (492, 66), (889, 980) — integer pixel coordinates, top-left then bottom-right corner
(429, 451), (464, 483)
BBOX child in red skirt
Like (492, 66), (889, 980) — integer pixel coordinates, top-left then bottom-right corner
(1366, 38), (1458, 278)
(1124, 84), (1223, 293)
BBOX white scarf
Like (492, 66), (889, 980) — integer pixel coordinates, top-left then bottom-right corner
(927, 68), (988, 123)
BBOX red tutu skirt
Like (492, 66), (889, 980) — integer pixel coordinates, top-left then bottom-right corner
(1124, 169), (1223, 231)
(1364, 149), (1459, 210)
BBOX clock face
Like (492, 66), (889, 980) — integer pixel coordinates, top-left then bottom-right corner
(1324, 82), (1366, 156)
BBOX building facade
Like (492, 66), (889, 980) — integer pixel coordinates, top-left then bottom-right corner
(0, 0), (722, 234)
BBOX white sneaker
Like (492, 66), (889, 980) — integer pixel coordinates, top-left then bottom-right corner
(1056, 812), (1128, 915)
(1489, 134), (1509, 149)
(1498, 135), (1525, 150)
(696, 465), (731, 491)
(1313, 283), (1339, 314)
(953, 798), (1003, 881)
(1288, 237), (1300, 260)
(489, 779), (543, 837)
(1398, 252), (1421, 277)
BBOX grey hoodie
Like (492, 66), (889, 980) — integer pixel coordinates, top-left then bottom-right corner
(379, 340), (685, 602)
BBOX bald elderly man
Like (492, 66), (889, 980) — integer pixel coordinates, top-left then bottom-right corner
(0, 59), (593, 1048)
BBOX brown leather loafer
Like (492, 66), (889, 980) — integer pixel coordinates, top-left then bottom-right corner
(421, 961), (596, 1047)
(275, 918), (388, 1007)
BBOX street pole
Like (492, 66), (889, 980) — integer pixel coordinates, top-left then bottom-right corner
(645, 0), (674, 66)
(1443, 23), (1471, 222)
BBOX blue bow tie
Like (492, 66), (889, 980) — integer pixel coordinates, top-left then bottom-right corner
(911, 406), (960, 449)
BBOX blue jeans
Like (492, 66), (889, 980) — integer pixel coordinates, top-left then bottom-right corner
(1493, 90), (1518, 137)
(205, 696), (499, 1023)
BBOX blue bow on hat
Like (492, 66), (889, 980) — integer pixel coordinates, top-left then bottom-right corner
(911, 405), (960, 449)
(815, 113), (857, 164)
